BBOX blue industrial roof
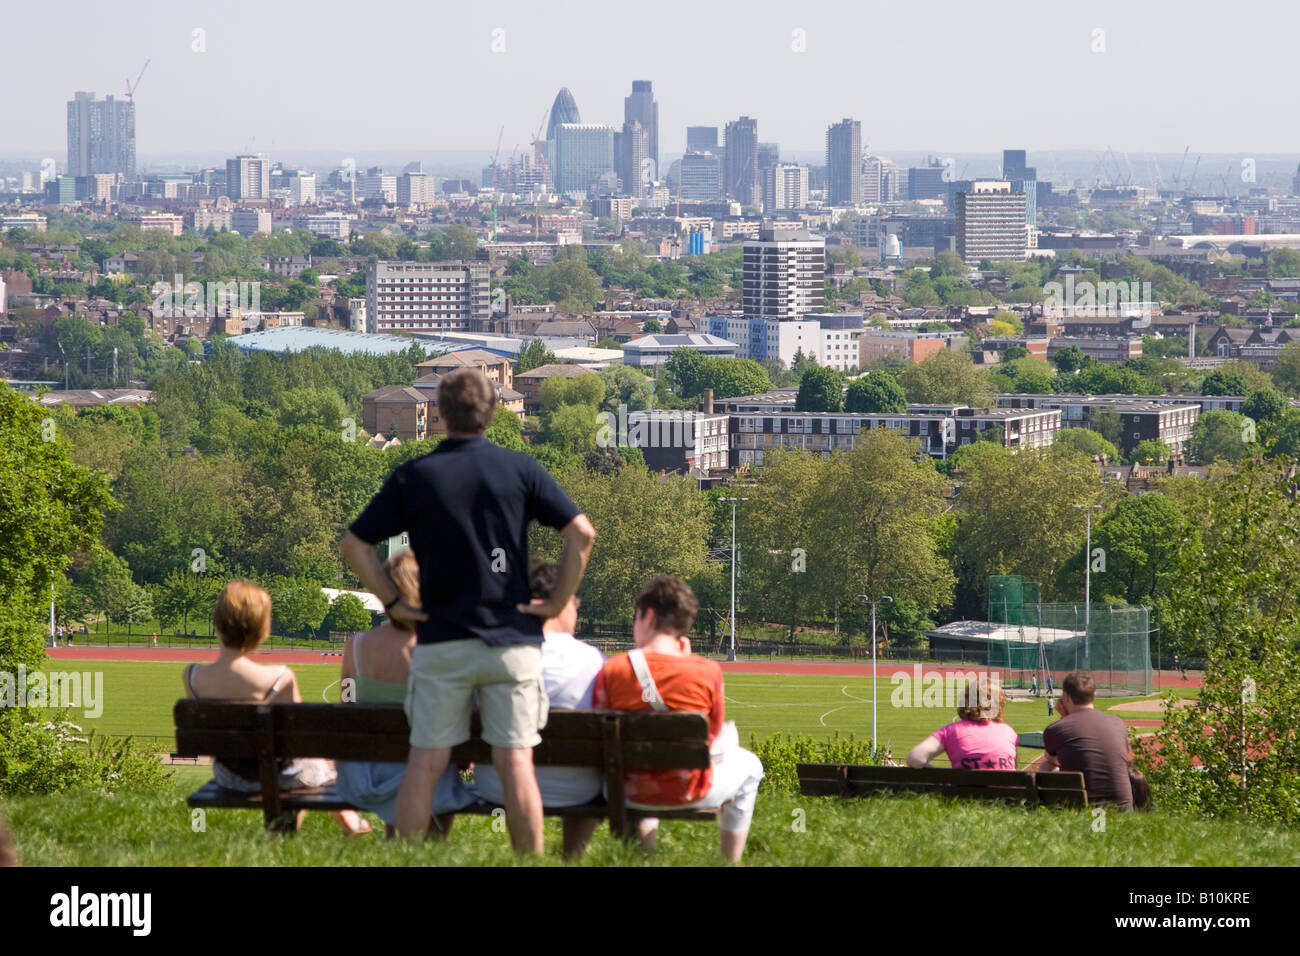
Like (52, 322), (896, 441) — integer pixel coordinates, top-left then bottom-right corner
(230, 326), (425, 356)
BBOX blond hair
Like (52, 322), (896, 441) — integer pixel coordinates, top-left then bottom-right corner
(213, 580), (272, 653)
(385, 550), (421, 632)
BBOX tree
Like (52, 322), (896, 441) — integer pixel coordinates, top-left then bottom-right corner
(597, 365), (654, 412)
(1129, 438), (1171, 465)
(929, 250), (967, 279)
(795, 366), (845, 412)
(78, 550), (140, 635)
(1270, 342), (1300, 397)
(1058, 494), (1192, 606)
(545, 403), (601, 457)
(1054, 428), (1120, 461)
(898, 350), (995, 407)
(270, 578), (330, 639)
(1053, 345), (1089, 373)
(516, 339), (557, 374)
(663, 348), (709, 397)
(1187, 409), (1254, 464)
(642, 319), (663, 333)
(323, 593), (372, 634)
(1075, 363), (1153, 395)
(1241, 388), (1288, 426)
(1202, 360), (1272, 398)
(1144, 460), (1300, 823)
(1090, 408), (1124, 449)
(951, 443), (1109, 615)
(596, 337), (624, 351)
(539, 373), (605, 412)
(155, 569), (220, 636)
(844, 371), (907, 414)
(696, 358), (771, 400)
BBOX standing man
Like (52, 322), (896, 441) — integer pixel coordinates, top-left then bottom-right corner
(340, 369), (595, 854)
(1040, 671), (1134, 807)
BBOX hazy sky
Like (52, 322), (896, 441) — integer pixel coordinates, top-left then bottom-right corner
(4, 0), (1297, 160)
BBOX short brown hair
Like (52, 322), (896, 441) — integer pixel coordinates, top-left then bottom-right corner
(213, 580), (272, 652)
(530, 561), (561, 602)
(1062, 671), (1096, 706)
(438, 368), (496, 433)
(634, 575), (698, 637)
(386, 550), (421, 632)
(956, 678), (1006, 723)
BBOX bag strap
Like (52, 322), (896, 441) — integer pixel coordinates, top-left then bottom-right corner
(627, 649), (669, 712)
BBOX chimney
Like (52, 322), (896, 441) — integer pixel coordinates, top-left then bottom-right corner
(702, 388), (714, 414)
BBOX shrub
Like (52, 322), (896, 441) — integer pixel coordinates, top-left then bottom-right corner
(749, 731), (889, 794)
(0, 710), (169, 797)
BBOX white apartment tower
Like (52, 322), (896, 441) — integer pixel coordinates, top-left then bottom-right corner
(761, 164), (809, 212)
(742, 225), (825, 320)
(226, 155), (271, 200)
(956, 181), (1028, 264)
(365, 260), (491, 334)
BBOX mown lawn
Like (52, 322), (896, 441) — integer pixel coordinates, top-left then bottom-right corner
(3, 769), (1296, 867)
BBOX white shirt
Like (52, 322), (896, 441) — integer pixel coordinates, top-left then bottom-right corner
(470, 632), (604, 807)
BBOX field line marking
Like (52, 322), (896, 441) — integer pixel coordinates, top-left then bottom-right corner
(321, 679), (340, 702)
(841, 685), (873, 704)
(819, 705), (847, 726)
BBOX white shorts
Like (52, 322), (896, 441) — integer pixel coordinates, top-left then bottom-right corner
(630, 747), (764, 833)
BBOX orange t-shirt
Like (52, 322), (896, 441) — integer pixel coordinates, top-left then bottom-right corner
(593, 651), (725, 806)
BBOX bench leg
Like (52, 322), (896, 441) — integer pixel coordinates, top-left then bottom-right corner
(266, 809), (299, 834)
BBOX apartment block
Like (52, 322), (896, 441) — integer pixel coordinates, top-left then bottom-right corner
(956, 181), (1028, 264)
(365, 260), (491, 335)
(742, 224), (825, 320)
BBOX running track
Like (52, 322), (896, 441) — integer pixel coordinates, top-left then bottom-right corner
(46, 647), (1203, 688)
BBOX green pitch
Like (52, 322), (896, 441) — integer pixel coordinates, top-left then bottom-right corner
(64, 661), (1165, 769)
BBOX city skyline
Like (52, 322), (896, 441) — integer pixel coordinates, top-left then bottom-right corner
(4, 0), (1300, 160)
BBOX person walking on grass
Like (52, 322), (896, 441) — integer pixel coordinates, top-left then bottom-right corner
(341, 368), (596, 855)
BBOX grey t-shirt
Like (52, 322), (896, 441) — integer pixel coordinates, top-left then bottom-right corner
(1042, 706), (1134, 807)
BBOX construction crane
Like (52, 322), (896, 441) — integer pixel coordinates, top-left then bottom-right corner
(1173, 146), (1190, 190)
(489, 125), (504, 241)
(125, 59), (150, 102)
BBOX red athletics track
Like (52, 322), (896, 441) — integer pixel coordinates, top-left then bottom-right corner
(45, 647), (1204, 688)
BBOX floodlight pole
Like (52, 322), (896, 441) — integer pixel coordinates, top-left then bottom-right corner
(1074, 503), (1102, 669)
(858, 593), (892, 755)
(720, 496), (748, 662)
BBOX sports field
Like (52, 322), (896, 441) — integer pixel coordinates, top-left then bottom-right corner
(42, 655), (1189, 768)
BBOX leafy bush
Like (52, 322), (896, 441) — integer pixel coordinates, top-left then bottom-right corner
(0, 710), (168, 797)
(749, 731), (889, 794)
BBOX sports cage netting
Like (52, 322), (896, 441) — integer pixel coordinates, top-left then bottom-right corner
(985, 575), (1152, 697)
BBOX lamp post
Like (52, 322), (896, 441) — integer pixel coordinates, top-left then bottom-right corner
(857, 593), (892, 754)
(1073, 503), (1102, 669)
(57, 341), (68, 390)
(719, 497), (749, 662)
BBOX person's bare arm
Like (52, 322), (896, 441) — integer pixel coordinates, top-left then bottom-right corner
(339, 530), (427, 629)
(906, 735), (945, 769)
(518, 513), (596, 618)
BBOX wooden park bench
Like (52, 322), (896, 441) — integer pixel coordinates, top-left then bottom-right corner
(174, 699), (718, 837)
(797, 736), (1084, 807)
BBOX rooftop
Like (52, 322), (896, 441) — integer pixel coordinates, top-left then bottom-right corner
(231, 326), (422, 356)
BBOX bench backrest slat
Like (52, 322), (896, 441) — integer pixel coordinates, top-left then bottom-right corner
(174, 701), (710, 771)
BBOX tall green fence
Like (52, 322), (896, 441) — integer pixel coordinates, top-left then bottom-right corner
(987, 575), (1152, 696)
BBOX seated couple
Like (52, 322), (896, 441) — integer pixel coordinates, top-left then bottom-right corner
(334, 555), (764, 861)
(182, 580), (372, 836)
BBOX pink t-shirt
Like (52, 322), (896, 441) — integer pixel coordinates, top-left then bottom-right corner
(931, 720), (1018, 770)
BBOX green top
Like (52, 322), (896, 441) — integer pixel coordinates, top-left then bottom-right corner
(351, 633), (408, 705)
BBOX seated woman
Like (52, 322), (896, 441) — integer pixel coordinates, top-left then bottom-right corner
(333, 551), (475, 836)
(906, 678), (1017, 771)
(182, 579), (371, 836)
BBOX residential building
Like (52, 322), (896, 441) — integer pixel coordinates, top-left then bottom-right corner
(724, 117), (759, 207)
(1046, 336), (1142, 364)
(128, 214), (184, 237)
(361, 169), (397, 203)
(288, 173), (316, 205)
(729, 406), (1061, 467)
(0, 214), (47, 232)
(761, 164), (809, 212)
(862, 155), (900, 204)
(226, 155), (271, 200)
(956, 181), (1028, 264)
(230, 208), (271, 235)
(858, 328), (964, 366)
(415, 348), (514, 389)
(67, 91), (135, 179)
(293, 212), (352, 241)
(397, 171), (435, 206)
(742, 224), (825, 320)
(825, 119), (863, 206)
(623, 410), (730, 474)
(75, 174), (116, 202)
(997, 394), (1199, 456)
(365, 260), (491, 335)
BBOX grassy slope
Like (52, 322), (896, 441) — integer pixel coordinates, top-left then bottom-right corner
(5, 772), (1298, 867)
